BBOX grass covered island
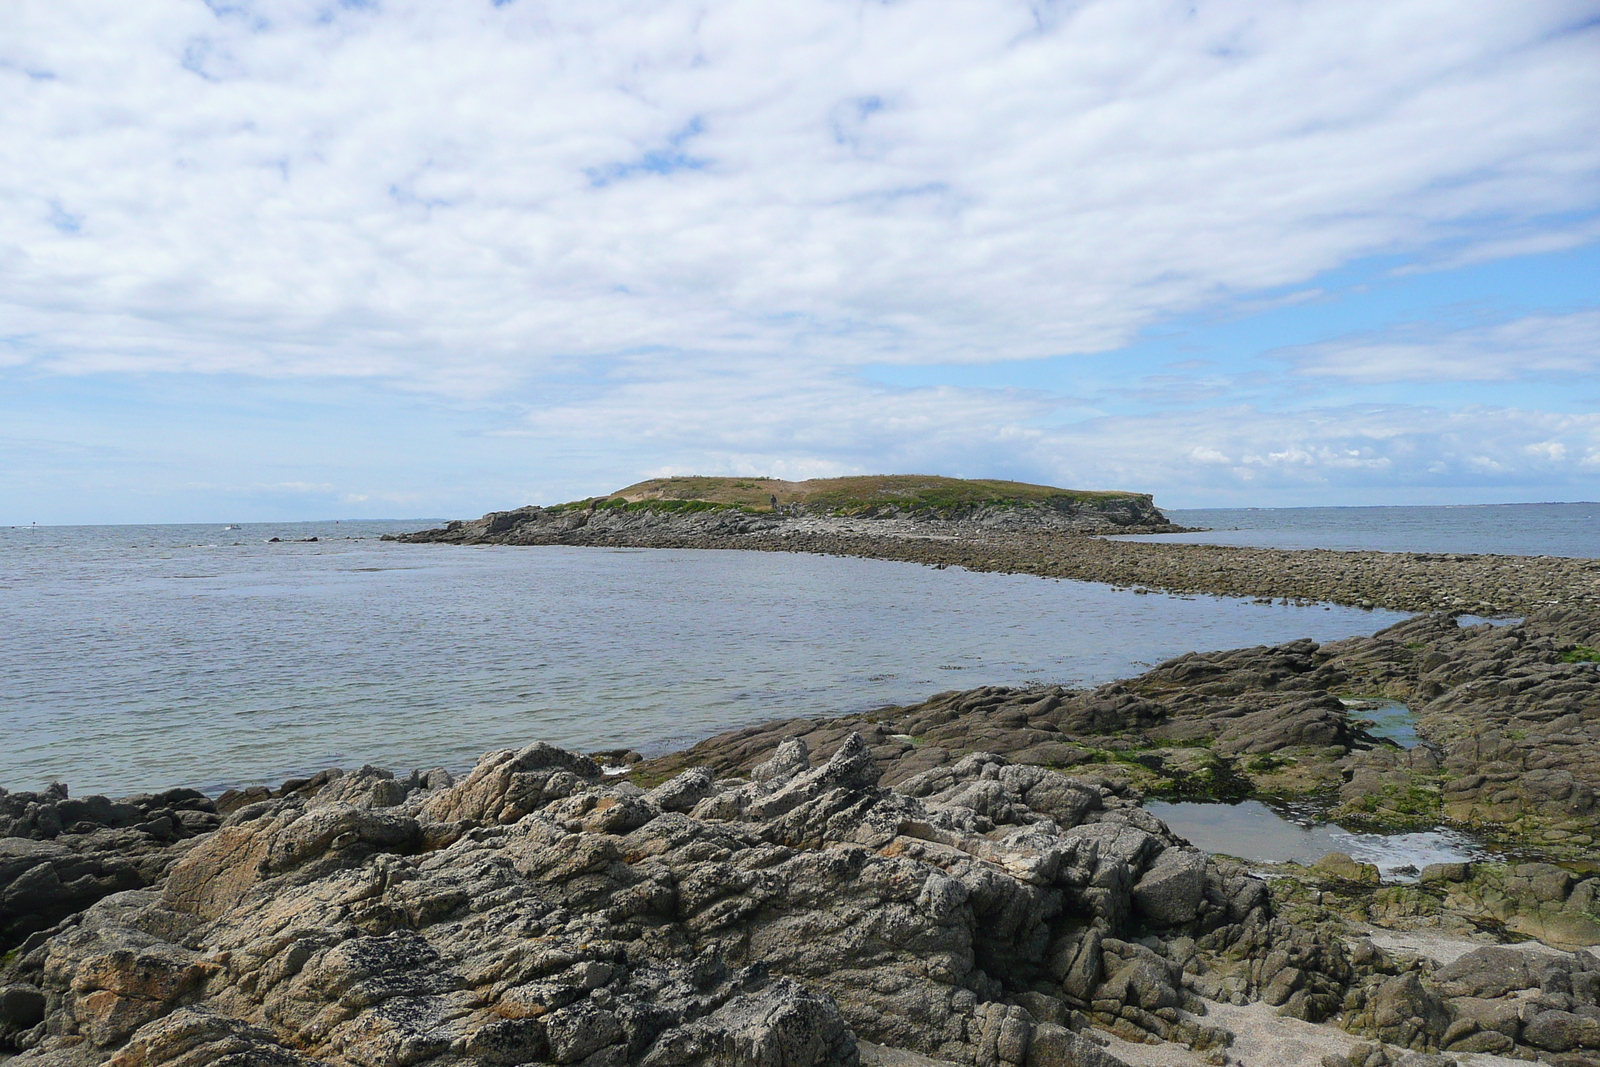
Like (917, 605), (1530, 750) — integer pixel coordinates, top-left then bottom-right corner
(580, 474), (1163, 517)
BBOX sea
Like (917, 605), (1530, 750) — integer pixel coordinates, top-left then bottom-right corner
(1, 503), (1593, 799)
(1141, 501), (1600, 556)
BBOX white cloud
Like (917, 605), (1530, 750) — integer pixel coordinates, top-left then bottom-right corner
(466, 343), (1600, 503)
(1, 0), (1596, 395)
(1284, 309), (1600, 382)
(1027, 404), (1600, 503)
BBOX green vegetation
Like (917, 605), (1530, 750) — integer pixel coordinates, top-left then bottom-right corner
(570, 474), (1149, 515)
(1341, 781), (1443, 827)
(1561, 645), (1600, 663)
(1076, 743), (1253, 801)
(548, 497), (756, 516)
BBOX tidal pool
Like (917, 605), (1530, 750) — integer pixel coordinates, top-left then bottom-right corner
(1344, 699), (1419, 748)
(1145, 799), (1484, 882)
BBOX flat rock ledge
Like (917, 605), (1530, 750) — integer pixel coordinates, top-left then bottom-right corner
(638, 607), (1600, 866)
(387, 510), (1600, 617)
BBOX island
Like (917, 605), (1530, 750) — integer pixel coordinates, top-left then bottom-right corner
(389, 474), (1600, 616)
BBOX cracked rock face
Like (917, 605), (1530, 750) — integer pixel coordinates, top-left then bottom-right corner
(1328, 944), (1600, 1064)
(0, 733), (1349, 1067)
(0, 786), (222, 953)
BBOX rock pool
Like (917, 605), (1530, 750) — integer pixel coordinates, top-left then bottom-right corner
(1145, 798), (1485, 881)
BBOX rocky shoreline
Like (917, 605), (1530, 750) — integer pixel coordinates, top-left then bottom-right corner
(4, 604), (1600, 1066)
(388, 510), (1600, 617)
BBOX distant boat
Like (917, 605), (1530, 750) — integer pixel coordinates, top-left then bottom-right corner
(223, 524), (241, 530)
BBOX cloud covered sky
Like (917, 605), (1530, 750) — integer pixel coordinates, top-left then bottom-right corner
(2, 0), (1598, 522)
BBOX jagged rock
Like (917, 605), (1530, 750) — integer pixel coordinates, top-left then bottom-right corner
(1312, 853), (1381, 886)
(417, 742), (601, 825)
(1431, 946), (1541, 999)
(1131, 848), (1207, 926)
(1, 834), (179, 953)
(636, 608), (1600, 865)
(305, 766), (407, 811)
(1523, 1009), (1600, 1053)
(106, 1007), (325, 1066)
(1, 736), (1297, 1067)
(1346, 973), (1452, 1052)
(645, 769), (717, 814)
(0, 784), (224, 953)
(1022, 1022), (1128, 1067)
(1322, 1041), (1457, 1067)
(753, 740), (812, 784)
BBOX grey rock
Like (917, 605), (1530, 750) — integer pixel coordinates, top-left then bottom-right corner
(1365, 973), (1452, 1051)
(753, 739), (812, 783)
(1522, 1008), (1600, 1052)
(0, 734), (1326, 1067)
(645, 768), (717, 814)
(1131, 847), (1207, 926)
(547, 1002), (625, 1063)
(1431, 947), (1538, 999)
(669, 977), (859, 1067)
(1417, 862), (1471, 884)
(1025, 1022), (1130, 1067)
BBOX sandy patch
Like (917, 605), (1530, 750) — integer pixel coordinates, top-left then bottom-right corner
(1361, 925), (1571, 966)
(1066, 993), (1539, 1067)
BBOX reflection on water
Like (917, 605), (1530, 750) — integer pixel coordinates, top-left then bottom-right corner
(1146, 799), (1484, 882)
(1344, 699), (1419, 749)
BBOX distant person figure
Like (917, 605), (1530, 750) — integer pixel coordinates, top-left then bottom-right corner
(770, 493), (778, 510)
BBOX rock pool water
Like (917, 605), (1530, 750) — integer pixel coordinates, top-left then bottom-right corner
(1146, 799), (1485, 881)
(1344, 699), (1419, 748)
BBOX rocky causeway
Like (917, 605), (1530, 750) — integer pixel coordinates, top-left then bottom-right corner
(387, 503), (1600, 618)
(6, 481), (1600, 1067)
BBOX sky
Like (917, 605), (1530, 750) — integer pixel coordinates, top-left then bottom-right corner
(2, 0), (1598, 524)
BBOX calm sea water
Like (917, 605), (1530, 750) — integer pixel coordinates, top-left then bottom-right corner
(0, 521), (1409, 797)
(1122, 502), (1600, 557)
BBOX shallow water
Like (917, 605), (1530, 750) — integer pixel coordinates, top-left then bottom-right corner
(0, 521), (1412, 797)
(1146, 799), (1484, 881)
(1118, 501), (1600, 558)
(1345, 700), (1419, 749)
